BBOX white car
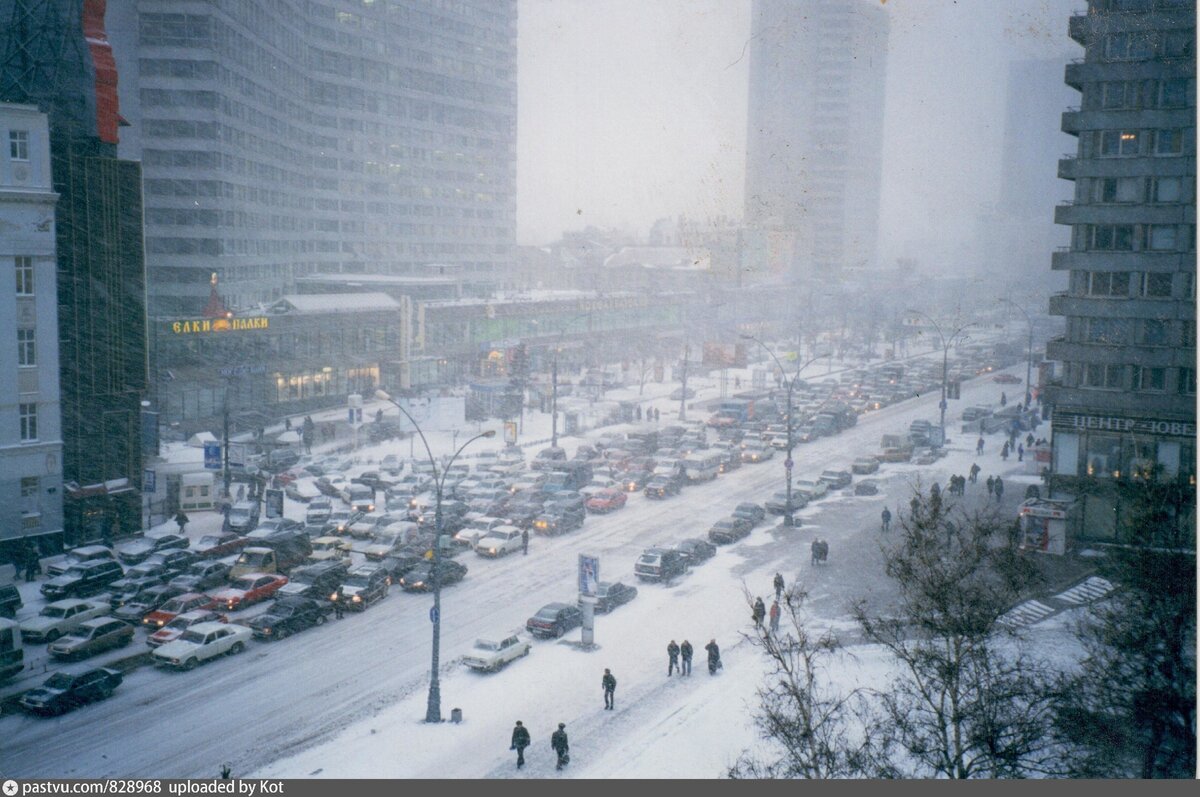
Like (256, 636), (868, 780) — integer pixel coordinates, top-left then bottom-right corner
(453, 516), (505, 549)
(462, 635), (531, 672)
(579, 478), (617, 498)
(20, 599), (109, 644)
(793, 478), (829, 501)
(152, 621), (252, 670)
(475, 526), (524, 558)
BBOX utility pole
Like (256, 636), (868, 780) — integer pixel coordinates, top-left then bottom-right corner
(222, 397), (231, 499)
(678, 344), (689, 421)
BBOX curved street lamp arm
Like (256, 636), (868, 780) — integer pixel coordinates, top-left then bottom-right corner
(384, 399), (439, 484)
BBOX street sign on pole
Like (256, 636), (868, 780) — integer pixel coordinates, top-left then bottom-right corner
(143, 469), (156, 493)
(429, 606), (439, 624)
(203, 442), (221, 470)
(784, 459), (793, 469)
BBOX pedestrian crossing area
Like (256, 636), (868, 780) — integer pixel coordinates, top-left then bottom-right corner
(999, 600), (1057, 628)
(1053, 576), (1114, 605)
(998, 576), (1115, 628)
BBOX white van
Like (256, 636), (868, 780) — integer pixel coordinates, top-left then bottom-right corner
(347, 484), (376, 513)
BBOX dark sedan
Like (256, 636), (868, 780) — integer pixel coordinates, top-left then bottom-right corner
(398, 560), (468, 592)
(193, 533), (249, 559)
(732, 502), (767, 527)
(18, 667), (123, 716)
(247, 596), (333, 640)
(525, 602), (582, 639)
(643, 474), (681, 499)
(585, 581), (638, 614)
(708, 516), (753, 545)
(675, 538), (717, 567)
(115, 533), (190, 566)
(618, 470), (653, 493)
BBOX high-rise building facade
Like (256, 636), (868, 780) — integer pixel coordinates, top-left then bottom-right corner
(0, 104), (64, 557)
(743, 0), (888, 279)
(108, 0), (518, 317)
(1, 0), (148, 547)
(1047, 0), (1195, 541)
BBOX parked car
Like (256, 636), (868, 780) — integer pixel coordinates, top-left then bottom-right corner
(398, 560), (467, 592)
(142, 549), (199, 577)
(475, 526), (525, 558)
(793, 478), (829, 501)
(146, 610), (227, 648)
(209, 573), (288, 611)
(169, 561), (231, 593)
(332, 564), (390, 611)
(277, 560), (349, 600)
(18, 667), (123, 716)
(41, 560), (125, 601)
(45, 545), (116, 578)
(151, 621), (252, 670)
(141, 592), (218, 629)
(462, 635), (531, 672)
(674, 538), (717, 568)
(818, 469), (853, 490)
(708, 516), (753, 545)
(247, 596), (333, 639)
(193, 533), (249, 559)
(584, 488), (628, 514)
(47, 617), (134, 660)
(853, 480), (880, 496)
(850, 457), (880, 475)
(765, 491), (807, 516)
(20, 599), (109, 644)
(111, 584), (189, 624)
(732, 502), (767, 527)
(634, 547), (688, 583)
(525, 602), (583, 639)
(586, 581), (638, 614)
(0, 583), (21, 619)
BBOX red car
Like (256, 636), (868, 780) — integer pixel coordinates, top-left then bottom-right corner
(142, 592), (218, 629)
(146, 609), (228, 648)
(193, 532), (249, 559)
(209, 573), (288, 611)
(585, 488), (628, 514)
(992, 373), (1022, 384)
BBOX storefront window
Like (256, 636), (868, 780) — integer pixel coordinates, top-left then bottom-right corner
(1084, 434), (1123, 477)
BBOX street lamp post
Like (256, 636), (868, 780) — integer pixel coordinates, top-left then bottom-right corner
(375, 390), (494, 723)
(740, 335), (828, 528)
(904, 310), (976, 436)
(546, 312), (593, 449)
(1000, 298), (1035, 409)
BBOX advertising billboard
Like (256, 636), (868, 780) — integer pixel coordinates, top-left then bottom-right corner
(702, 342), (748, 369)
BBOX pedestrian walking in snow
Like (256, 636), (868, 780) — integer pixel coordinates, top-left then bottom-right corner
(976, 436), (985, 455)
(521, 528), (529, 555)
(773, 572), (785, 600)
(1001, 441), (1010, 461)
(680, 640), (693, 675)
(635, 405), (642, 421)
(174, 511), (189, 534)
(986, 475), (995, 498)
(667, 640), (681, 676)
(285, 417), (292, 431)
(1018, 444), (1024, 462)
(752, 597), (766, 629)
(654, 407), (660, 422)
(881, 507), (892, 533)
(511, 721), (531, 768)
(969, 463), (980, 484)
(602, 669), (616, 710)
(705, 639), (722, 674)
(551, 724), (569, 770)
(910, 496), (921, 516)
(236, 484), (246, 502)
(1000, 391), (1007, 407)
(769, 599), (781, 633)
(994, 477), (1005, 502)
(1026, 433), (1035, 448)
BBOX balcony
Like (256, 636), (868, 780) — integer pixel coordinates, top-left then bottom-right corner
(1058, 155), (1079, 181)
(1050, 249), (1191, 271)
(1049, 291), (1190, 319)
(1047, 337), (1185, 368)
(1068, 13), (1089, 45)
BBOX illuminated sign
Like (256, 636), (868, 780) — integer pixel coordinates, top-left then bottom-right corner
(169, 317), (269, 334)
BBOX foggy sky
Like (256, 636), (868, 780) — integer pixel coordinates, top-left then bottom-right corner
(516, 0), (1078, 266)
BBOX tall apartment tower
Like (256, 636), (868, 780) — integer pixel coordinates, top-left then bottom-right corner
(1, 0), (148, 546)
(106, 1), (518, 317)
(0, 104), (64, 556)
(1047, 0), (1195, 541)
(743, 0), (888, 279)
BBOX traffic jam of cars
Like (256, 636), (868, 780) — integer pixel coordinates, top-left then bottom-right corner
(2, 343), (1024, 714)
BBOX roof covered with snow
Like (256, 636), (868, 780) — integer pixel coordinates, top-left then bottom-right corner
(602, 246), (711, 271)
(268, 293), (401, 315)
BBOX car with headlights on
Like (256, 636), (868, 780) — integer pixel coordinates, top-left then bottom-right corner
(741, 443), (774, 463)
(247, 596), (333, 639)
(462, 635), (531, 672)
(332, 564), (390, 611)
(18, 667), (122, 716)
(20, 599), (110, 644)
(47, 617), (134, 660)
(398, 560), (467, 592)
(525, 602), (582, 639)
(209, 573), (288, 612)
(112, 584), (189, 624)
(141, 592), (218, 629)
(151, 621), (251, 670)
(475, 525), (524, 558)
(146, 609), (227, 648)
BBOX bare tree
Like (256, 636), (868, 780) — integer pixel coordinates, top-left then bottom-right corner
(854, 488), (1060, 778)
(1052, 472), (1196, 778)
(730, 586), (881, 779)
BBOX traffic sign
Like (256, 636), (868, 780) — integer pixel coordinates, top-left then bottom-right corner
(429, 606), (439, 624)
(203, 442), (221, 470)
(784, 459), (793, 469)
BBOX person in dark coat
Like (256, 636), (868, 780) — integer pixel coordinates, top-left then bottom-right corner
(881, 507), (892, 533)
(510, 720), (531, 768)
(1000, 392), (1007, 407)
(680, 640), (693, 675)
(976, 436), (985, 455)
(773, 572), (785, 600)
(521, 528), (529, 555)
(602, 669), (616, 710)
(994, 477), (1005, 502)
(551, 723), (569, 770)
(1001, 441), (1010, 461)
(1026, 433), (1035, 448)
(1017, 444), (1024, 462)
(23, 542), (39, 582)
(667, 640), (681, 676)
(174, 511), (189, 533)
(986, 475), (995, 498)
(635, 405), (643, 421)
(705, 639), (721, 674)
(969, 463), (981, 484)
(751, 597), (766, 629)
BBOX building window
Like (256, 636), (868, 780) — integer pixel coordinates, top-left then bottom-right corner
(20, 476), (39, 515)
(1140, 319), (1169, 345)
(1098, 130), (1140, 157)
(1133, 366), (1167, 392)
(1161, 30), (1194, 59)
(17, 328), (35, 366)
(1182, 320), (1197, 348)
(1088, 272), (1131, 297)
(1147, 225), (1178, 251)
(1099, 81), (1139, 109)
(1152, 176), (1183, 203)
(1096, 176), (1142, 203)
(14, 256), (33, 295)
(1154, 129), (1184, 156)
(19, 403), (37, 441)
(1086, 317), (1131, 344)
(1089, 225), (1135, 251)
(1083, 363), (1124, 389)
(1180, 367), (1197, 395)
(1158, 78), (1189, 108)
(8, 129), (29, 160)
(1142, 271), (1173, 297)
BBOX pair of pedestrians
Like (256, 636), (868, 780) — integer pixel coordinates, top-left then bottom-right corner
(667, 639), (694, 675)
(510, 721), (570, 770)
